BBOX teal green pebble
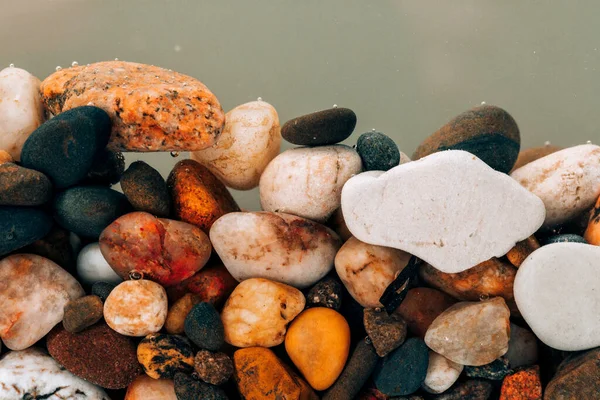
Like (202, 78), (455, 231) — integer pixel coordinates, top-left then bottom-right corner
(373, 337), (429, 396)
(543, 234), (587, 245)
(356, 131), (400, 171)
(184, 302), (224, 351)
(0, 206), (52, 256)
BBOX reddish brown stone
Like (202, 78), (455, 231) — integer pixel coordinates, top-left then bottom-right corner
(166, 262), (238, 308)
(363, 308), (407, 357)
(393, 287), (456, 338)
(544, 347), (600, 400)
(62, 295), (104, 333)
(0, 162), (52, 206)
(511, 145), (562, 172)
(500, 366), (542, 400)
(584, 195), (600, 246)
(506, 236), (540, 268)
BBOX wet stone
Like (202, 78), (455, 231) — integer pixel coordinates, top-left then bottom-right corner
(84, 149), (125, 186)
(306, 275), (343, 310)
(465, 356), (512, 380)
(91, 281), (117, 302)
(137, 333), (195, 379)
(62, 295), (104, 333)
(165, 293), (201, 334)
(0, 162), (52, 206)
(434, 379), (494, 400)
(121, 160), (171, 217)
(174, 372), (229, 400)
(0, 206), (52, 256)
(364, 308), (408, 357)
(356, 131), (401, 171)
(194, 349), (234, 386)
(281, 107), (357, 146)
(77, 242), (122, 285)
(184, 302), (224, 351)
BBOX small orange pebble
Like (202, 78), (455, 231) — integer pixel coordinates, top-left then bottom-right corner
(0, 150), (13, 165)
(167, 159), (240, 232)
(506, 236), (540, 267)
(500, 366), (542, 400)
(164, 293), (201, 335)
(584, 195), (600, 245)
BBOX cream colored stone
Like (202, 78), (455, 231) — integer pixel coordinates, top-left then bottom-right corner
(125, 375), (177, 400)
(422, 351), (463, 394)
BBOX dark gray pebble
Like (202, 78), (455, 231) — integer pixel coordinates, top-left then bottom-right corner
(356, 131), (401, 171)
(0, 163), (52, 206)
(465, 356), (511, 380)
(184, 302), (224, 351)
(434, 379), (493, 400)
(281, 107), (357, 146)
(306, 276), (343, 310)
(84, 149), (125, 186)
(373, 337), (429, 396)
(92, 281), (117, 301)
(0, 206), (52, 256)
(120, 161), (171, 217)
(542, 234), (587, 245)
(174, 372), (228, 400)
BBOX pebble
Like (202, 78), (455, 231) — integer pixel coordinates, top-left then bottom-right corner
(62, 295), (104, 333)
(506, 236), (540, 268)
(0, 206), (52, 256)
(342, 150), (545, 273)
(184, 302), (224, 351)
(335, 236), (412, 307)
(510, 144), (600, 228)
(84, 149), (125, 185)
(40, 60), (225, 152)
(422, 351), (464, 394)
(583, 194), (600, 245)
(77, 242), (123, 285)
(174, 372), (229, 400)
(233, 347), (317, 400)
(514, 242), (600, 351)
(0, 254), (84, 350)
(327, 207), (353, 241)
(363, 308), (407, 357)
(259, 145), (362, 221)
(424, 297), (511, 366)
(121, 160), (171, 217)
(0, 67), (45, 161)
(500, 366), (542, 400)
(221, 278), (305, 347)
(99, 211), (212, 286)
(413, 105), (520, 173)
(137, 333), (195, 379)
(542, 233), (588, 244)
(511, 144), (562, 171)
(505, 324), (539, 369)
(210, 211), (341, 289)
(20, 225), (77, 273)
(165, 293), (201, 334)
(435, 379), (493, 400)
(104, 279), (168, 336)
(47, 323), (141, 389)
(281, 107), (356, 145)
(356, 131), (401, 171)
(91, 281), (117, 301)
(53, 185), (132, 238)
(306, 275), (343, 310)
(166, 262), (238, 308)
(191, 100), (281, 190)
(544, 347), (600, 400)
(168, 159), (240, 232)
(285, 307), (351, 390)
(394, 287), (456, 338)
(194, 349), (234, 385)
(21, 106), (111, 188)
(0, 348), (109, 399)
(0, 162), (52, 206)
(373, 337), (429, 396)
(125, 375), (177, 400)
(465, 356), (511, 380)
(0, 149), (13, 164)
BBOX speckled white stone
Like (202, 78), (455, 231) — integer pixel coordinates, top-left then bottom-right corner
(514, 242), (600, 351)
(505, 323), (538, 368)
(342, 150), (546, 273)
(422, 351), (463, 394)
(77, 242), (123, 285)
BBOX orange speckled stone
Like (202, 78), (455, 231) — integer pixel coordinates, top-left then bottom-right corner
(584, 195), (600, 245)
(166, 261), (238, 307)
(39, 61), (225, 152)
(506, 236), (541, 268)
(500, 366), (542, 400)
(394, 287), (456, 338)
(167, 159), (240, 232)
(233, 347), (318, 400)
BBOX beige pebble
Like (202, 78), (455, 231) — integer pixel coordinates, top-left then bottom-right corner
(125, 374), (177, 400)
(422, 351), (463, 394)
(164, 293), (200, 335)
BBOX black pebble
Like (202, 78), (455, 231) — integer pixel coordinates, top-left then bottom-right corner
(542, 234), (588, 245)
(0, 206), (52, 256)
(356, 131), (401, 171)
(91, 281), (117, 301)
(21, 106), (111, 188)
(184, 302), (224, 351)
(120, 161), (171, 217)
(465, 356), (511, 380)
(84, 149), (125, 186)
(174, 372), (228, 400)
(281, 107), (357, 146)
(306, 276), (343, 310)
(53, 185), (131, 238)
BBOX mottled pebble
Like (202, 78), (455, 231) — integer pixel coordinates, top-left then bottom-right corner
(281, 107), (356, 146)
(62, 295), (104, 333)
(465, 356), (512, 380)
(584, 194), (600, 245)
(544, 347), (600, 400)
(166, 262), (238, 308)
(194, 350), (234, 386)
(542, 233), (588, 245)
(0, 162), (52, 206)
(327, 207), (353, 241)
(500, 366), (542, 400)
(356, 131), (400, 171)
(306, 275), (343, 310)
(394, 287), (456, 338)
(364, 308), (407, 357)
(0, 206), (52, 256)
(77, 242), (123, 285)
(184, 302), (224, 351)
(121, 160), (171, 217)
(137, 333), (195, 379)
(0, 150), (13, 164)
(435, 379), (493, 400)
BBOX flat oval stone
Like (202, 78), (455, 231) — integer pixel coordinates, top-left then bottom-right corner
(62, 295), (104, 333)
(166, 262), (238, 307)
(511, 144), (600, 228)
(413, 105), (520, 173)
(125, 375), (177, 400)
(54, 185), (132, 238)
(584, 195), (600, 245)
(259, 145), (362, 221)
(505, 323), (538, 369)
(0, 348), (109, 399)
(514, 243), (600, 351)
(77, 242), (123, 285)
(222, 278), (305, 347)
(281, 107), (356, 146)
(121, 161), (171, 217)
(192, 100), (281, 190)
(0, 163), (52, 206)
(0, 206), (52, 256)
(342, 150), (545, 273)
(356, 131), (401, 171)
(544, 347), (600, 400)
(84, 149), (125, 185)
(137, 333), (194, 379)
(511, 144), (562, 171)
(0, 67), (45, 161)
(194, 350), (233, 386)
(422, 351), (463, 394)
(184, 302), (224, 351)
(394, 288), (456, 338)
(0, 254), (84, 350)
(210, 211), (342, 289)
(40, 61), (225, 152)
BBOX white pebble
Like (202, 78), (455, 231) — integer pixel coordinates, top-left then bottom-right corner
(76, 243), (123, 285)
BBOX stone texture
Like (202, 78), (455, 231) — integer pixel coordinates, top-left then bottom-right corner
(165, 293), (201, 334)
(500, 366), (542, 400)
(506, 323), (539, 369)
(0, 162), (52, 206)
(394, 287), (456, 338)
(435, 379), (494, 400)
(166, 262), (238, 308)
(342, 150), (545, 273)
(465, 356), (511, 380)
(0, 206), (52, 256)
(364, 308), (407, 357)
(511, 144), (562, 171)
(20, 225), (76, 273)
(0, 150), (13, 164)
(137, 333), (195, 379)
(84, 149), (125, 186)
(281, 107), (356, 146)
(40, 61), (225, 152)
(62, 295), (104, 333)
(422, 351), (464, 394)
(506, 236), (540, 267)
(125, 375), (177, 400)
(544, 347), (600, 400)
(173, 372), (228, 400)
(194, 350), (234, 386)
(542, 233), (588, 245)
(306, 275), (343, 310)
(583, 194), (600, 245)
(184, 302), (224, 351)
(77, 242), (123, 285)
(357, 131), (401, 171)
(91, 281), (116, 302)
(121, 160), (171, 216)
(327, 207), (353, 241)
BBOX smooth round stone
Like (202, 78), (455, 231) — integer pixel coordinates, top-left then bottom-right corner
(194, 350), (233, 386)
(259, 145), (362, 221)
(54, 185), (132, 238)
(104, 279), (168, 336)
(0, 163), (52, 206)
(281, 107), (356, 146)
(0, 254), (84, 350)
(306, 276), (343, 310)
(0, 206), (52, 256)
(542, 233), (588, 245)
(422, 351), (463, 394)
(62, 295), (104, 333)
(363, 308), (407, 357)
(121, 161), (171, 217)
(21, 106), (111, 188)
(91, 281), (117, 302)
(0, 348), (109, 399)
(505, 323), (538, 368)
(137, 333), (194, 379)
(0, 67), (45, 161)
(511, 144), (562, 171)
(222, 278), (305, 348)
(191, 100), (281, 190)
(373, 338), (429, 397)
(125, 375), (177, 400)
(174, 372), (228, 400)
(413, 105), (520, 173)
(394, 288), (456, 338)
(184, 302), (224, 351)
(40, 61), (225, 152)
(47, 323), (141, 389)
(84, 149), (125, 185)
(356, 131), (400, 171)
(545, 347), (600, 400)
(342, 150), (545, 273)
(77, 242), (123, 285)
(514, 242), (600, 351)
(165, 293), (201, 334)
(211, 211), (341, 289)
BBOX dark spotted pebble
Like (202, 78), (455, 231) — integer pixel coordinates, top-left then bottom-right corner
(62, 295), (104, 333)
(281, 107), (357, 146)
(120, 160), (171, 217)
(194, 349), (234, 386)
(545, 347), (600, 400)
(92, 281), (117, 302)
(19, 225), (75, 272)
(306, 275), (343, 310)
(174, 372), (229, 400)
(53, 185), (131, 238)
(364, 308), (407, 357)
(434, 379), (493, 400)
(413, 105), (520, 174)
(0, 163), (52, 206)
(21, 106), (111, 188)
(356, 131), (400, 171)
(137, 333), (195, 379)
(465, 356), (511, 380)
(542, 233), (587, 245)
(84, 149), (125, 186)
(184, 302), (224, 351)
(0, 206), (52, 256)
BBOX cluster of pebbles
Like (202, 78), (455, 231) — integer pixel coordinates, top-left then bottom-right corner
(0, 60), (599, 400)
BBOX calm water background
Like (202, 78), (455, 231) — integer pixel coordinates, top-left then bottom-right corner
(2, 1), (598, 209)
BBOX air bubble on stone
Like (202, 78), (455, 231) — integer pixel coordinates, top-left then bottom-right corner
(257, 97), (263, 101)
(6, 231), (14, 240)
(481, 101), (486, 105)
(71, 61), (79, 67)
(174, 44), (182, 52)
(87, 102), (95, 106)
(333, 104), (338, 108)
(372, 128), (376, 132)
(479, 293), (490, 301)
(587, 140), (592, 144)
(170, 151), (180, 157)
(114, 58), (119, 61)
(55, 66), (62, 71)
(544, 140), (551, 146)
(9, 63), (14, 68)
